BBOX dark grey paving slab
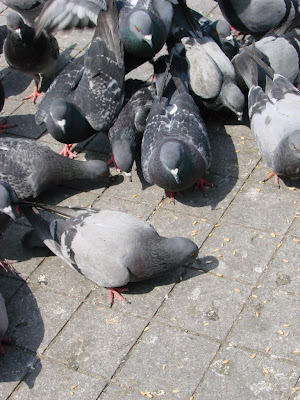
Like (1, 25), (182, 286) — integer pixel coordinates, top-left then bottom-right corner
(259, 235), (300, 293)
(88, 267), (184, 319)
(8, 102), (46, 139)
(160, 175), (243, 221)
(1, 69), (32, 101)
(228, 287), (300, 363)
(223, 178), (300, 234)
(154, 269), (252, 340)
(6, 283), (81, 353)
(148, 207), (215, 248)
(0, 275), (24, 300)
(28, 256), (95, 299)
(0, 347), (37, 399)
(9, 358), (106, 400)
(115, 322), (219, 400)
(46, 302), (147, 378)
(198, 221), (283, 284)
(36, 186), (100, 207)
(194, 345), (300, 400)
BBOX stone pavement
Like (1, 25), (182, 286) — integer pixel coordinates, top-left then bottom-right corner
(0, 1), (300, 399)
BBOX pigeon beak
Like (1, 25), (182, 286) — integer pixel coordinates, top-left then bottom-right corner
(124, 171), (132, 182)
(1, 205), (17, 221)
(236, 112), (243, 122)
(143, 34), (153, 47)
(171, 168), (180, 184)
(15, 28), (22, 39)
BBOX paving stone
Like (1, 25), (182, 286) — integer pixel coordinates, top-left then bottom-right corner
(9, 358), (106, 400)
(0, 98), (22, 117)
(88, 267), (184, 319)
(8, 102), (46, 139)
(36, 186), (100, 207)
(28, 256), (95, 299)
(160, 175), (243, 220)
(259, 236), (300, 294)
(6, 283), (81, 353)
(148, 208), (214, 249)
(194, 345), (300, 400)
(46, 302), (147, 378)
(115, 322), (219, 400)
(198, 222), (283, 284)
(187, 0), (216, 15)
(154, 269), (252, 340)
(228, 287), (300, 362)
(0, 275), (24, 300)
(223, 178), (300, 234)
(55, 28), (94, 51)
(100, 383), (147, 400)
(93, 196), (154, 220)
(289, 215), (300, 238)
(0, 347), (37, 399)
(1, 69), (32, 101)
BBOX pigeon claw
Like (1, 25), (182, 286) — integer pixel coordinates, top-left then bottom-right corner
(59, 144), (77, 158)
(24, 86), (43, 104)
(164, 191), (182, 203)
(194, 178), (213, 194)
(106, 287), (130, 307)
(106, 154), (120, 172)
(0, 259), (17, 274)
(263, 172), (280, 188)
(0, 119), (15, 133)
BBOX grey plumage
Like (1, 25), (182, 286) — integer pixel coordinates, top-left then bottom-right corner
(35, 0), (124, 148)
(35, 0), (107, 36)
(4, 12), (59, 102)
(0, 137), (109, 199)
(0, 292), (8, 354)
(108, 81), (155, 179)
(19, 202), (198, 302)
(141, 54), (212, 195)
(1, 0), (46, 27)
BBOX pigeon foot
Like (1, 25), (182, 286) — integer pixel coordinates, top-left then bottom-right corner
(59, 144), (77, 158)
(0, 259), (17, 274)
(194, 178), (213, 194)
(24, 85), (43, 104)
(0, 119), (15, 133)
(106, 154), (120, 172)
(263, 172), (280, 188)
(165, 191), (182, 203)
(106, 287), (130, 307)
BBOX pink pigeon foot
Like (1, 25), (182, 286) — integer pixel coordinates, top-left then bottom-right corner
(263, 172), (280, 187)
(194, 178), (213, 193)
(59, 144), (77, 158)
(106, 287), (129, 307)
(0, 259), (17, 274)
(0, 119), (15, 133)
(24, 84), (43, 104)
(106, 153), (120, 172)
(164, 191), (182, 202)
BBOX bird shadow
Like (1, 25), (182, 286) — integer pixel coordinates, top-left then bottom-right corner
(0, 275), (44, 389)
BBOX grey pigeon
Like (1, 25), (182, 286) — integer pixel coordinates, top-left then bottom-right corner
(0, 181), (19, 272)
(0, 137), (109, 199)
(141, 54), (212, 200)
(118, 0), (175, 58)
(1, 0), (46, 27)
(108, 81), (155, 180)
(35, 0), (124, 157)
(216, 0), (300, 38)
(0, 80), (15, 133)
(243, 50), (300, 184)
(35, 0), (107, 36)
(19, 201), (198, 305)
(233, 29), (300, 91)
(4, 12), (59, 103)
(0, 292), (9, 355)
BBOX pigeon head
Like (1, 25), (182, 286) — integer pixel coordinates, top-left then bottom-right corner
(221, 81), (245, 120)
(158, 236), (199, 267)
(112, 140), (134, 175)
(273, 130), (300, 179)
(0, 181), (19, 221)
(49, 98), (69, 134)
(82, 160), (110, 180)
(210, 20), (233, 43)
(6, 13), (26, 38)
(160, 141), (184, 184)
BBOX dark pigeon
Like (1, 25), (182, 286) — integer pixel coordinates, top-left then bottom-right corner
(0, 80), (15, 133)
(35, 0), (124, 157)
(0, 137), (109, 199)
(19, 201), (198, 305)
(118, 0), (174, 58)
(141, 54), (212, 200)
(1, 0), (46, 27)
(4, 12), (59, 103)
(0, 292), (9, 355)
(35, 0), (107, 36)
(108, 81), (155, 180)
(216, 0), (300, 38)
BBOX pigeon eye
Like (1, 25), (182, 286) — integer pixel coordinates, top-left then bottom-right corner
(190, 252), (195, 257)
(293, 144), (297, 150)
(135, 25), (141, 32)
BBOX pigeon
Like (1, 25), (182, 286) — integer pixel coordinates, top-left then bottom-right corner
(170, 0), (245, 119)
(232, 29), (300, 91)
(35, 0), (107, 36)
(35, 0), (124, 157)
(141, 54), (212, 200)
(216, 0), (300, 38)
(118, 0), (175, 58)
(0, 137), (109, 199)
(0, 181), (19, 272)
(0, 80), (15, 133)
(18, 200), (198, 305)
(1, 0), (46, 27)
(4, 12), (59, 103)
(0, 292), (9, 355)
(108, 81), (155, 180)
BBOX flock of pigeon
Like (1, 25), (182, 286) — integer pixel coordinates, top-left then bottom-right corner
(0, 0), (300, 355)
